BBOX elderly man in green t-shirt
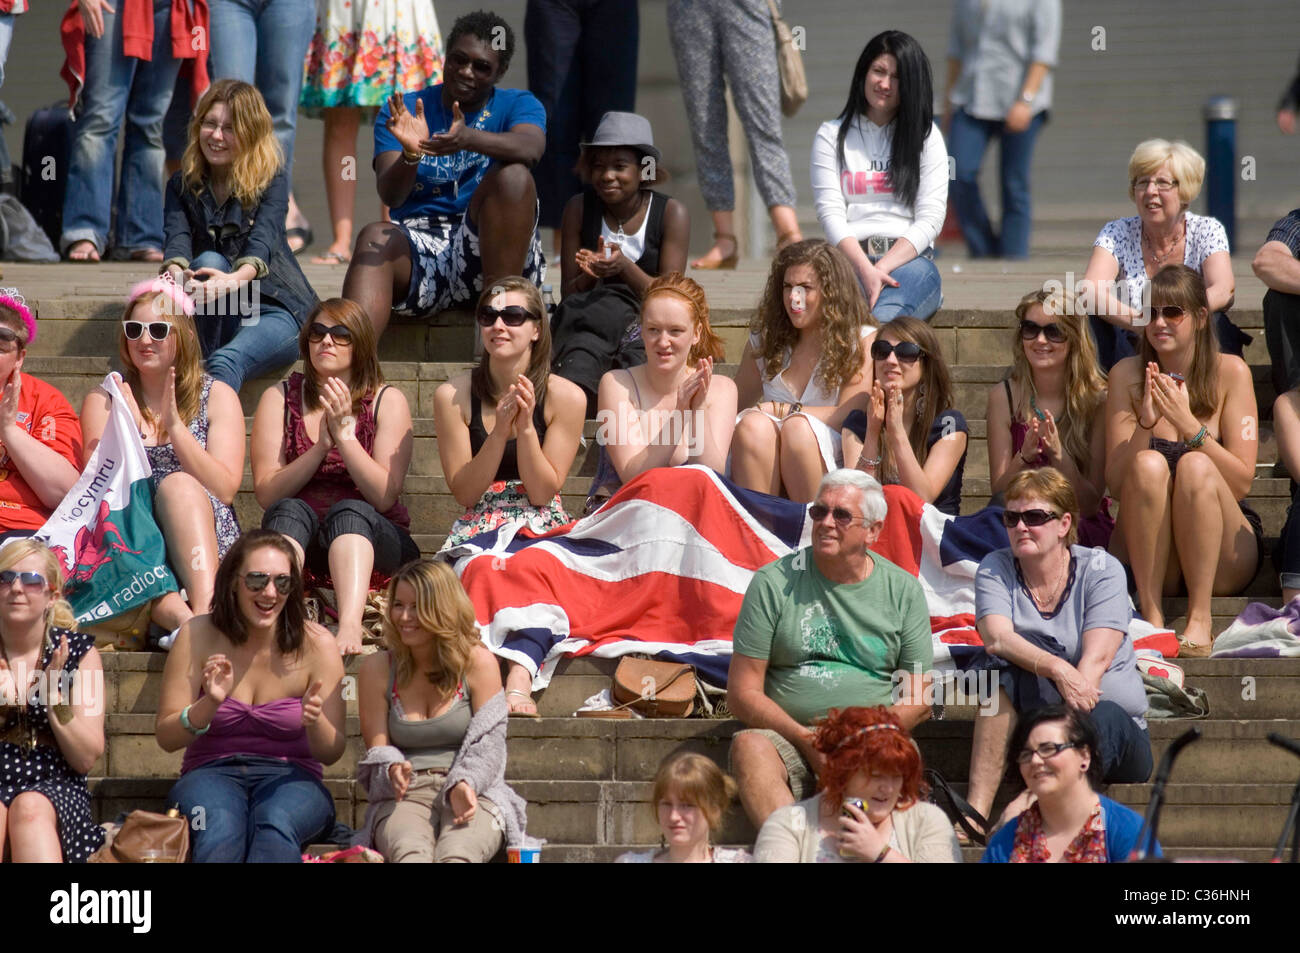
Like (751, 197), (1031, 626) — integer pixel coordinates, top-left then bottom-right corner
(728, 469), (934, 828)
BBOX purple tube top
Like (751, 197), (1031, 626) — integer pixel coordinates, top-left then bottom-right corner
(180, 695), (322, 780)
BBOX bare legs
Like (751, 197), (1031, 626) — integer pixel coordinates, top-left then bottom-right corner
(154, 473), (219, 617)
(730, 731), (796, 828)
(329, 533), (372, 656)
(692, 206), (802, 269)
(504, 660), (538, 715)
(730, 412), (827, 502)
(966, 688), (1014, 826)
(3, 793), (63, 861)
(314, 107), (363, 262)
(342, 222), (413, 338)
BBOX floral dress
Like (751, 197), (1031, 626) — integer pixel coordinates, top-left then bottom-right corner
(299, 0), (444, 118)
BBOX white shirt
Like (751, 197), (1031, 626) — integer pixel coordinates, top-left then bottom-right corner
(1093, 212), (1230, 312)
(811, 116), (949, 255)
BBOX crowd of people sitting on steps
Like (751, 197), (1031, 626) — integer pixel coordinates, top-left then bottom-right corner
(0, 6), (1293, 863)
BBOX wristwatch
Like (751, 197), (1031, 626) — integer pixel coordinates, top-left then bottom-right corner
(1019, 91), (1035, 104)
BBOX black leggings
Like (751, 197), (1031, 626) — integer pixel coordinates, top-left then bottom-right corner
(261, 498), (420, 576)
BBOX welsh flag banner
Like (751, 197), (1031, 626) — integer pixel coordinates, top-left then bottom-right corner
(35, 373), (177, 623)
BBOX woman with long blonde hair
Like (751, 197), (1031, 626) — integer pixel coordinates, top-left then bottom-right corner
(356, 559), (527, 862)
(0, 539), (106, 861)
(80, 280), (245, 644)
(732, 240), (875, 502)
(161, 79), (319, 394)
(987, 287), (1112, 546)
(844, 316), (967, 514)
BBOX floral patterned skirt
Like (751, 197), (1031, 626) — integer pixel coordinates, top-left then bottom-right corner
(439, 481), (571, 552)
(300, 0), (444, 117)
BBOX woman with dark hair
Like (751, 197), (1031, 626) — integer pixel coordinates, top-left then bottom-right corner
(156, 530), (346, 863)
(982, 706), (1157, 863)
(753, 706), (960, 863)
(987, 286), (1111, 547)
(551, 111), (691, 415)
(844, 316), (968, 514)
(251, 297), (417, 656)
(965, 467), (1150, 837)
(1105, 265), (1260, 657)
(434, 276), (587, 552)
(731, 240), (876, 502)
(811, 31), (947, 321)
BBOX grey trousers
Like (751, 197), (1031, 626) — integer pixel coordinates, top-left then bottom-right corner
(667, 0), (797, 211)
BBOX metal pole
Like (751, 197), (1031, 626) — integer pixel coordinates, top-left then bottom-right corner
(1204, 96), (1238, 250)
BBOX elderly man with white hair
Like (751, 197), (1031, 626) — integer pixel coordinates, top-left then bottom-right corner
(727, 468), (933, 827)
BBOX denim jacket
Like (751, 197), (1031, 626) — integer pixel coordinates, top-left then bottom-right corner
(162, 169), (318, 322)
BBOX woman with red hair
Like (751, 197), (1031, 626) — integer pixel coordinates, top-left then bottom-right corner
(753, 706), (960, 863)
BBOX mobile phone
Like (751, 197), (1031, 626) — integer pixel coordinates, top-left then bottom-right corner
(1170, 373), (1185, 384)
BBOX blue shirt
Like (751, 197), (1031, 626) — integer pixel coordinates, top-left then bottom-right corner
(980, 795), (1159, 863)
(374, 85), (546, 221)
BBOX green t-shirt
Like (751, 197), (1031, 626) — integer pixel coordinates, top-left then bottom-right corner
(732, 548), (933, 725)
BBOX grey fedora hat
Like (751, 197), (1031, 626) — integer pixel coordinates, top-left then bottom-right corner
(580, 111), (661, 164)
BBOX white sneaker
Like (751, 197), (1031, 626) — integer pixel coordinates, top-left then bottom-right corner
(157, 627), (180, 651)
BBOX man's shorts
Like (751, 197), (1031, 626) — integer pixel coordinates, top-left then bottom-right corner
(730, 728), (817, 800)
(393, 203), (547, 318)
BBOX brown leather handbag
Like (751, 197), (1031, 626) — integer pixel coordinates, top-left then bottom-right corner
(611, 658), (696, 717)
(89, 807), (190, 863)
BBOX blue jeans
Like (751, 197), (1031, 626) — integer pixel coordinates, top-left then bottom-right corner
(61, 0), (184, 255)
(870, 254), (943, 322)
(169, 755), (334, 862)
(191, 251), (303, 393)
(0, 13), (15, 89)
(1087, 700), (1154, 784)
(207, 0), (316, 181)
(948, 107), (1047, 259)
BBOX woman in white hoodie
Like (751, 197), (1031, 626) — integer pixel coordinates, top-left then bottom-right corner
(811, 31), (948, 322)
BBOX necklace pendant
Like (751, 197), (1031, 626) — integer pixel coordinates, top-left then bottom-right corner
(616, 224), (627, 247)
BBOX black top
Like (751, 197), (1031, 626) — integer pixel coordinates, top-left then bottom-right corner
(469, 394), (549, 482)
(843, 408), (969, 515)
(579, 188), (668, 287)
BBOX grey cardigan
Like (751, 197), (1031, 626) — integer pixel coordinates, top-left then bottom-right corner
(356, 689), (528, 849)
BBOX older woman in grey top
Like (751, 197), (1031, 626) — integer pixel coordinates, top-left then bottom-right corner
(356, 559), (527, 863)
(962, 467), (1152, 834)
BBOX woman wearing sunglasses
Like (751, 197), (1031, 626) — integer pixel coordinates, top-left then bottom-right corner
(157, 530), (346, 862)
(1105, 265), (1260, 658)
(0, 540), (106, 862)
(356, 559), (528, 862)
(982, 706), (1157, 863)
(731, 240), (875, 503)
(161, 79), (319, 394)
(251, 297), (418, 656)
(987, 287), (1112, 547)
(1081, 139), (1240, 370)
(434, 276), (586, 554)
(80, 280), (245, 642)
(965, 467), (1151, 838)
(842, 316), (967, 514)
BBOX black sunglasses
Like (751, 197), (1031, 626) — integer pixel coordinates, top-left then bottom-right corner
(242, 571), (293, 594)
(1019, 319), (1066, 344)
(0, 570), (46, 589)
(1148, 305), (1188, 324)
(0, 326), (24, 352)
(476, 305), (538, 327)
(1001, 508), (1060, 528)
(123, 320), (173, 342)
(307, 323), (353, 345)
(870, 339), (924, 363)
(809, 503), (867, 527)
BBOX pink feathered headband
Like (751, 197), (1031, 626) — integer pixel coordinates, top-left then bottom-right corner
(128, 274), (195, 318)
(0, 288), (35, 344)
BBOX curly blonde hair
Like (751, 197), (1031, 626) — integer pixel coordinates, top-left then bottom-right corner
(382, 560), (481, 696)
(752, 240), (875, 395)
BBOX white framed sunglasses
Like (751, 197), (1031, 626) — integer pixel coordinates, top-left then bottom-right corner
(123, 320), (174, 342)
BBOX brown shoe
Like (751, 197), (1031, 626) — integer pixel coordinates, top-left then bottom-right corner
(1176, 636), (1213, 658)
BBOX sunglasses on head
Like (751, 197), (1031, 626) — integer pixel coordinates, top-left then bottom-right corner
(1019, 319), (1067, 344)
(1148, 305), (1188, 324)
(242, 571), (292, 594)
(307, 323), (353, 345)
(476, 305), (537, 327)
(0, 570), (46, 589)
(808, 503), (867, 527)
(870, 339), (924, 363)
(1001, 508), (1060, 528)
(123, 320), (173, 342)
(0, 326), (24, 352)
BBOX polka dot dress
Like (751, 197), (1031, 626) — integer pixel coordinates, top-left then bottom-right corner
(0, 628), (105, 862)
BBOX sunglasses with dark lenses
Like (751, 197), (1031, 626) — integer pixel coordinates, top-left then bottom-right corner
(809, 503), (866, 527)
(476, 305), (538, 327)
(1001, 508), (1060, 528)
(870, 339), (925, 363)
(1148, 305), (1188, 324)
(0, 570), (46, 589)
(307, 323), (353, 345)
(0, 326), (24, 352)
(1015, 741), (1079, 764)
(123, 320), (173, 342)
(1019, 319), (1067, 344)
(242, 571), (293, 594)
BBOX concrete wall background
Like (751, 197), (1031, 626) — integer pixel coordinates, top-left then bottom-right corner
(5, 1), (1299, 256)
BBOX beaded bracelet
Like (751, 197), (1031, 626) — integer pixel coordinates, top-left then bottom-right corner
(180, 703), (210, 736)
(1184, 425), (1209, 450)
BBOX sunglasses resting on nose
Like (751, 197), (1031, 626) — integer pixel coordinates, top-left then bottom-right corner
(476, 305), (538, 327)
(870, 339), (924, 363)
(1148, 305), (1188, 323)
(0, 570), (47, 589)
(123, 320), (173, 342)
(307, 323), (353, 345)
(1001, 508), (1060, 528)
(809, 503), (867, 527)
(242, 571), (292, 593)
(1019, 319), (1066, 344)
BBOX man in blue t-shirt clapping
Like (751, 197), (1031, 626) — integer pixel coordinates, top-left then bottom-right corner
(342, 10), (548, 335)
